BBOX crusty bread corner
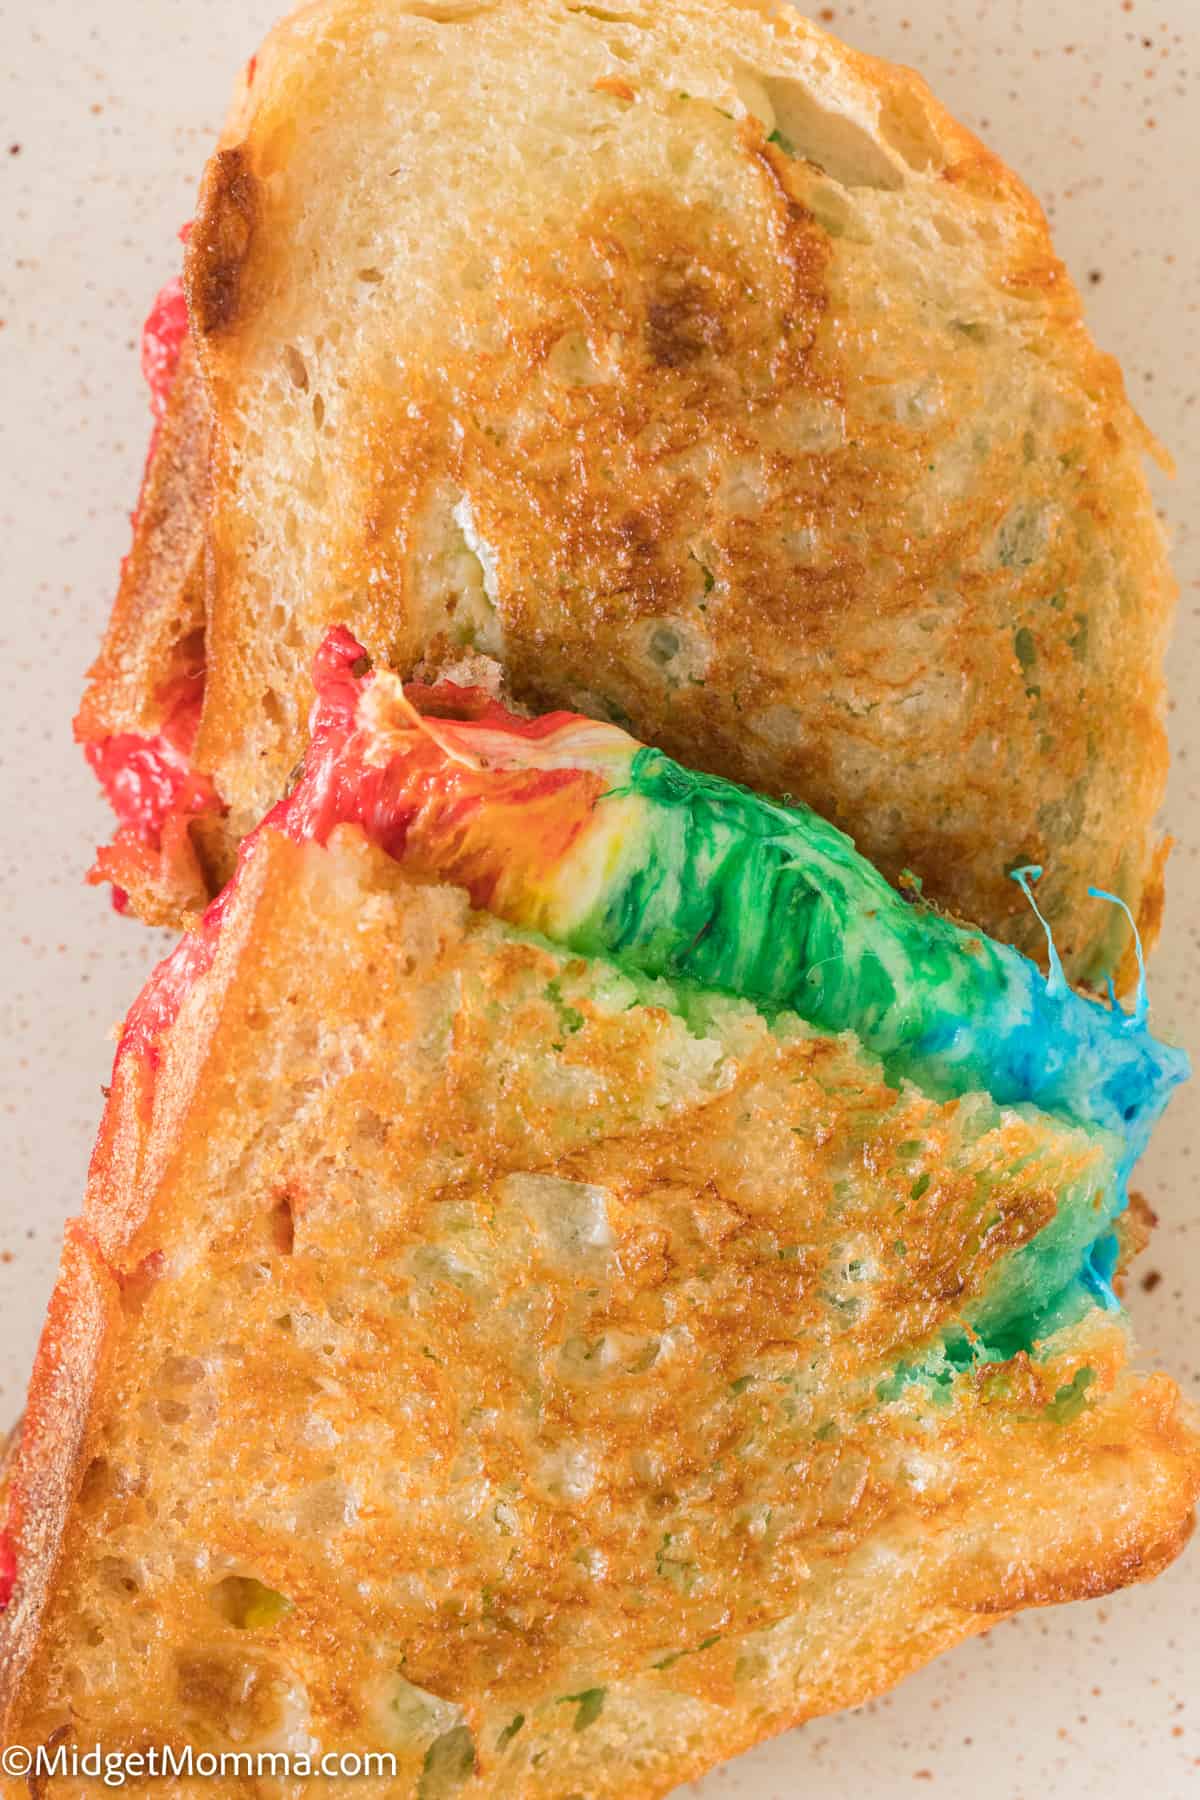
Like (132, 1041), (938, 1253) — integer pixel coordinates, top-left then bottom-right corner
(75, 341), (209, 747)
(1, 830), (1197, 1796)
(176, 0), (1177, 987)
(0, 1226), (121, 1736)
(72, 335), (216, 934)
(0, 1418), (20, 1498)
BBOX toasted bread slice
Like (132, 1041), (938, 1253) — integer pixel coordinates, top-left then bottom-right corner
(167, 0), (1178, 984)
(1, 828), (1196, 1796)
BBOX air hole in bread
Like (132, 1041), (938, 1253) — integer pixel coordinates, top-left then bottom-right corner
(208, 1575), (293, 1630)
(261, 688), (286, 728)
(78, 1455), (111, 1504)
(98, 1555), (141, 1596)
(312, 392), (326, 429)
(649, 624), (680, 665)
(642, 617), (711, 686)
(755, 74), (904, 191)
(161, 1354), (206, 1386)
(270, 1197), (295, 1256)
(283, 345), (308, 391)
(357, 266), (385, 284)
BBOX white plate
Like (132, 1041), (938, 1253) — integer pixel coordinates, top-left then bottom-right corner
(1, 3), (1195, 1793)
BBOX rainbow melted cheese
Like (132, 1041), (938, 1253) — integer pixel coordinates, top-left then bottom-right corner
(295, 632), (1185, 1152)
(119, 626), (1188, 1343)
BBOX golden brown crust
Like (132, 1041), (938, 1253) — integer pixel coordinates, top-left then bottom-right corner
(1, 832), (1196, 1796)
(171, 0), (1179, 983)
(0, 1419), (20, 1497)
(75, 342), (209, 746)
(90, 827), (213, 931)
(188, 148), (259, 341)
(0, 1226), (120, 1737)
(73, 336), (218, 932)
(1113, 1189), (1158, 1296)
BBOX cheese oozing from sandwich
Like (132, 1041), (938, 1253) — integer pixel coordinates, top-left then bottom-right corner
(115, 627), (1187, 1356)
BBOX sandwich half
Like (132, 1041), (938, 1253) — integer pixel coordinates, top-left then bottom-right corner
(78, 0), (1178, 988)
(4, 645), (1196, 1796)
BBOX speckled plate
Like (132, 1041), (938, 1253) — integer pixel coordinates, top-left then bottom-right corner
(1, 3), (1196, 1794)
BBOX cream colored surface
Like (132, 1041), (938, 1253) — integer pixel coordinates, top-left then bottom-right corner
(0, 1), (1195, 1795)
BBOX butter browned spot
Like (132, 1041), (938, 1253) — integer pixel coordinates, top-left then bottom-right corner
(189, 144), (258, 338)
(645, 282), (726, 368)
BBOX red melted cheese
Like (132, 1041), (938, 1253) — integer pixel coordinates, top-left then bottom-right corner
(85, 642), (219, 915)
(117, 627), (596, 1087)
(140, 274), (188, 421)
(133, 265), (191, 496)
(0, 1530), (14, 1611)
(86, 652), (206, 836)
(284, 632), (597, 913)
